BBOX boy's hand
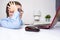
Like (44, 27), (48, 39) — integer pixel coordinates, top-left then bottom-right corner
(8, 1), (18, 12)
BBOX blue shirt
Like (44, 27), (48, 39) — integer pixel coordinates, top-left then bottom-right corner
(0, 11), (23, 29)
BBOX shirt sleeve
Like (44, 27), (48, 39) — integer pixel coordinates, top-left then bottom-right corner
(0, 11), (23, 29)
(10, 11), (20, 20)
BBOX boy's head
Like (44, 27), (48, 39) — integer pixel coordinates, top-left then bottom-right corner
(6, 1), (23, 18)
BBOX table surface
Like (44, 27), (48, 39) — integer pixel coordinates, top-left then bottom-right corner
(33, 21), (51, 25)
(0, 24), (60, 40)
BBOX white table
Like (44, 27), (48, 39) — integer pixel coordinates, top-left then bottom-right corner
(0, 24), (60, 40)
(33, 21), (51, 25)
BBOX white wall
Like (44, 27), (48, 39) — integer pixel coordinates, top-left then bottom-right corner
(0, 0), (56, 24)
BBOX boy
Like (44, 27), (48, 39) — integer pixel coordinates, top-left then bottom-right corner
(0, 1), (23, 29)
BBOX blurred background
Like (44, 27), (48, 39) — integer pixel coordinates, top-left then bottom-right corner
(0, 0), (56, 24)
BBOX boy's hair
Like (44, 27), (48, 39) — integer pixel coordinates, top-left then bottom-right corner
(6, 1), (23, 17)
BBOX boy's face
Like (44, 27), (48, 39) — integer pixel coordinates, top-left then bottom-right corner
(8, 5), (23, 18)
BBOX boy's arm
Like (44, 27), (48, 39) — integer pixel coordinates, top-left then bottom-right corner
(0, 19), (22, 29)
(10, 11), (20, 20)
(0, 11), (23, 29)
